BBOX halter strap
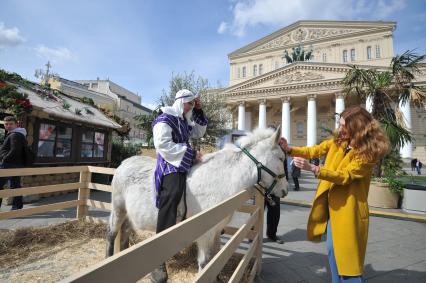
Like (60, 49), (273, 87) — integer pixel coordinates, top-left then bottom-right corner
(239, 146), (287, 205)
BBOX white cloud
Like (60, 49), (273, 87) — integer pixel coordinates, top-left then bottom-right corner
(219, 0), (407, 37)
(0, 22), (26, 48)
(376, 0), (406, 18)
(34, 45), (73, 63)
(217, 22), (229, 34)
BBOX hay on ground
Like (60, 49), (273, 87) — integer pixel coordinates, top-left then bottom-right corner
(0, 220), (253, 282)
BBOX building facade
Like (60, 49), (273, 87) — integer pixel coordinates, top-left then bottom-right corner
(223, 20), (426, 160)
(50, 77), (152, 142)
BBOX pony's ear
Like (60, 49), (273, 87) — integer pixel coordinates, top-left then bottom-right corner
(270, 125), (281, 145)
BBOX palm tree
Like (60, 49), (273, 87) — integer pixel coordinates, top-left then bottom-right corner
(344, 50), (426, 149)
(344, 50), (426, 177)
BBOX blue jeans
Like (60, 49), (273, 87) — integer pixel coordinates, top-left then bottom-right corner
(327, 220), (363, 283)
(0, 163), (23, 210)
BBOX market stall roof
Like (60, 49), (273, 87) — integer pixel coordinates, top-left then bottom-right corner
(17, 84), (122, 130)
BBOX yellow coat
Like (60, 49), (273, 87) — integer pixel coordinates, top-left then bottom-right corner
(291, 139), (376, 276)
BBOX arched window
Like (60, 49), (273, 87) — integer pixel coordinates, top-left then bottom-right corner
(237, 67), (241, 78)
(322, 53), (327, 62)
(259, 64), (263, 75)
(242, 66), (246, 78)
(253, 65), (257, 76)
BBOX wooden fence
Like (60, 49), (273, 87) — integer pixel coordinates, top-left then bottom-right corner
(0, 166), (264, 283)
(0, 166), (114, 222)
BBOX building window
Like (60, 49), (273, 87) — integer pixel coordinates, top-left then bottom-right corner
(253, 65), (257, 76)
(320, 122), (329, 138)
(91, 83), (98, 88)
(367, 46), (372, 60)
(296, 122), (304, 138)
(37, 123), (72, 158)
(275, 61), (279, 69)
(237, 67), (241, 79)
(350, 49), (355, 61)
(322, 53), (327, 62)
(242, 66), (246, 78)
(343, 50), (348, 63)
(34, 119), (109, 163)
(375, 45), (381, 58)
(259, 64), (263, 75)
(81, 130), (105, 158)
(56, 126), (73, 157)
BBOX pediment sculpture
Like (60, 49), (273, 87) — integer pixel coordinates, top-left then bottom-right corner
(274, 71), (325, 85)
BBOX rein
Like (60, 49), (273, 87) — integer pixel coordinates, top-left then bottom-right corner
(239, 146), (288, 206)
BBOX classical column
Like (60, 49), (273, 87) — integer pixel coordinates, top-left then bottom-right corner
(281, 96), (291, 142)
(237, 101), (246, 131)
(335, 93), (345, 128)
(307, 94), (317, 146)
(365, 96), (373, 113)
(399, 99), (412, 158)
(258, 99), (267, 129)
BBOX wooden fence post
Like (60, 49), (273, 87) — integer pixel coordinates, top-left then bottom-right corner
(76, 167), (91, 220)
(253, 187), (264, 275)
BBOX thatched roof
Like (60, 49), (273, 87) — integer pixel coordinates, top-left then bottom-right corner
(17, 85), (122, 130)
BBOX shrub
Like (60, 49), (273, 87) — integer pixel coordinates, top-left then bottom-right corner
(110, 139), (143, 168)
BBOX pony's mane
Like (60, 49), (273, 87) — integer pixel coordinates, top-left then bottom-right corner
(235, 128), (275, 148)
(199, 128), (275, 164)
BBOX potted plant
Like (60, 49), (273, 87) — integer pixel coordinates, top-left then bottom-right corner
(368, 150), (404, 208)
(369, 175), (404, 209)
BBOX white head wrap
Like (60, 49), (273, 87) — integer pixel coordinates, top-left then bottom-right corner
(160, 89), (196, 124)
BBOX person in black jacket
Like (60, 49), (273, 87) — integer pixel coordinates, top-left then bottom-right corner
(291, 158), (301, 191)
(264, 155), (288, 244)
(0, 116), (27, 210)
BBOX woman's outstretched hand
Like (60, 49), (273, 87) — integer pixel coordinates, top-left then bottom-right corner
(279, 137), (290, 153)
(293, 157), (320, 175)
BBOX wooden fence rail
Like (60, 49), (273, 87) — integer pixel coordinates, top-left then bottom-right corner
(0, 166), (264, 282)
(64, 189), (263, 283)
(0, 166), (114, 221)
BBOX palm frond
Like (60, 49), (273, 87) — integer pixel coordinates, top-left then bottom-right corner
(392, 50), (425, 85)
(343, 65), (377, 98)
(381, 119), (412, 149)
(410, 87), (426, 108)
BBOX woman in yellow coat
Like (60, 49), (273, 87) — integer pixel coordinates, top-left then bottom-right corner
(279, 106), (389, 282)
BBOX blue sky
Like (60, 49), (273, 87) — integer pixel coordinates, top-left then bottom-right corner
(1, 0), (425, 109)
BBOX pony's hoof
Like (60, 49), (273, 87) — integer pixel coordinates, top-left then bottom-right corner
(150, 263), (168, 283)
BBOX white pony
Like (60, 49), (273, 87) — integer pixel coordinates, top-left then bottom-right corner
(106, 128), (288, 273)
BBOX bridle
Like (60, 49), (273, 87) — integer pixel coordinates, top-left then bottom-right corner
(238, 146), (288, 206)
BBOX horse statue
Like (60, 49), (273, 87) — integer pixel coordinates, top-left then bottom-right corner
(106, 127), (288, 276)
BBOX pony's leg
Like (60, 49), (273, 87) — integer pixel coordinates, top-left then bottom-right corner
(106, 206), (127, 257)
(120, 217), (132, 251)
(196, 229), (221, 271)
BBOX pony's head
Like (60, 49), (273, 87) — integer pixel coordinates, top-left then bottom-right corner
(235, 127), (288, 198)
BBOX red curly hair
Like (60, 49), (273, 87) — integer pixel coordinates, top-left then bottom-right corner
(335, 106), (389, 162)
